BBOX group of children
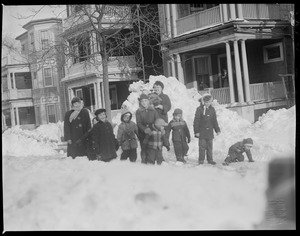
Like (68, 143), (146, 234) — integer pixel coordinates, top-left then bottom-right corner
(71, 80), (255, 166)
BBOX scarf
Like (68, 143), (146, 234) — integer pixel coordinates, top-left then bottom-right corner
(69, 103), (83, 123)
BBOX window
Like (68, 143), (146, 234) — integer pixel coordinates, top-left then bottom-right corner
(30, 33), (34, 51)
(44, 68), (53, 87)
(47, 104), (57, 123)
(41, 30), (49, 49)
(75, 88), (83, 99)
(263, 42), (284, 63)
(69, 34), (91, 64)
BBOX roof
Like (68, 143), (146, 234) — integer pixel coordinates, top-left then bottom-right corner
(22, 18), (62, 30)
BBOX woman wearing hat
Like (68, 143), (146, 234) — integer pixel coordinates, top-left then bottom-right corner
(153, 80), (172, 123)
(193, 93), (220, 165)
(63, 97), (91, 159)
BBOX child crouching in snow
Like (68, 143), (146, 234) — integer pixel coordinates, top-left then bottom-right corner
(143, 118), (170, 165)
(222, 138), (255, 166)
(165, 108), (191, 163)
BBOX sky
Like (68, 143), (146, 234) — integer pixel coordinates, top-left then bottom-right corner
(2, 5), (66, 39)
(2, 75), (296, 230)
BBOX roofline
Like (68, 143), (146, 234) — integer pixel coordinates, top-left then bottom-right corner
(15, 31), (28, 41)
(22, 18), (62, 30)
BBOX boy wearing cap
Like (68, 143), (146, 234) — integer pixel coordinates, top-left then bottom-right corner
(136, 93), (160, 163)
(166, 108), (191, 163)
(193, 93), (221, 165)
(153, 81), (172, 123)
(143, 118), (170, 165)
(117, 108), (139, 162)
(222, 138), (255, 166)
(92, 108), (118, 162)
(64, 97), (91, 159)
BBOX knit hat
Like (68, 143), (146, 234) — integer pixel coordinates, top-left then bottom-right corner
(243, 138), (253, 145)
(153, 81), (164, 90)
(154, 118), (168, 127)
(71, 96), (81, 105)
(139, 93), (149, 101)
(173, 108), (183, 115)
(201, 93), (212, 103)
(94, 108), (106, 117)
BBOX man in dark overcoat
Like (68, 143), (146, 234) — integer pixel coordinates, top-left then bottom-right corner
(64, 97), (91, 158)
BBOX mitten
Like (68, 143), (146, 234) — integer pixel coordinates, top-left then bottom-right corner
(144, 128), (152, 134)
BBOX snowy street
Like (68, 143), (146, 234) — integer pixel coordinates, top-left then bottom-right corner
(2, 76), (295, 230)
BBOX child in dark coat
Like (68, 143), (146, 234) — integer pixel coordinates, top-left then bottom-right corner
(222, 138), (255, 166)
(193, 93), (221, 165)
(166, 108), (191, 163)
(143, 118), (170, 165)
(117, 109), (139, 162)
(92, 108), (117, 162)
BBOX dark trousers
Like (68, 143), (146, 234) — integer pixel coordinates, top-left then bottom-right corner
(198, 138), (213, 162)
(173, 141), (189, 162)
(224, 151), (244, 163)
(120, 149), (137, 162)
(146, 148), (163, 165)
(139, 140), (147, 164)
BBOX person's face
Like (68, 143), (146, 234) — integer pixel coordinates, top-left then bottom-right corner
(123, 113), (131, 122)
(153, 85), (162, 95)
(97, 112), (106, 122)
(244, 144), (253, 150)
(92, 118), (98, 125)
(73, 101), (82, 110)
(140, 99), (150, 108)
(174, 114), (182, 121)
(204, 100), (212, 107)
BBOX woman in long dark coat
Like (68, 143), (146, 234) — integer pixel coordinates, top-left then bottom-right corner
(92, 108), (117, 162)
(64, 97), (91, 159)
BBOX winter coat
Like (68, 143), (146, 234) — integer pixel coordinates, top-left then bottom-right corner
(136, 105), (159, 142)
(117, 112), (139, 151)
(92, 120), (117, 162)
(166, 118), (191, 143)
(143, 124), (169, 150)
(64, 108), (91, 158)
(193, 104), (220, 139)
(155, 92), (171, 123)
(228, 141), (253, 161)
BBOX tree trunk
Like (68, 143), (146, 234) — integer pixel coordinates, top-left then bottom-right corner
(102, 53), (112, 122)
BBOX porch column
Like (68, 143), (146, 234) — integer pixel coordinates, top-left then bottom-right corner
(10, 106), (15, 126)
(12, 72), (16, 89)
(100, 81), (105, 108)
(94, 82), (98, 109)
(225, 41), (235, 103)
(221, 4), (228, 22)
(237, 4), (243, 19)
(170, 4), (177, 37)
(240, 39), (251, 102)
(175, 54), (184, 84)
(170, 56), (176, 78)
(7, 73), (12, 90)
(229, 4), (236, 20)
(15, 107), (20, 125)
(68, 88), (73, 108)
(233, 40), (244, 103)
(165, 4), (171, 38)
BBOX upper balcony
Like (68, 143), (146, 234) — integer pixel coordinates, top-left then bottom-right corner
(2, 89), (33, 101)
(62, 55), (140, 82)
(63, 5), (132, 37)
(176, 4), (293, 36)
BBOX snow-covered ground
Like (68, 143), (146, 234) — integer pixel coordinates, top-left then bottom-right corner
(2, 76), (295, 231)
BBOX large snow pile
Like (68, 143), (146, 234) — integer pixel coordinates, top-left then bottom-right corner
(2, 75), (295, 230)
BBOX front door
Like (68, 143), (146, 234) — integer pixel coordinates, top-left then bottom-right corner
(193, 55), (212, 91)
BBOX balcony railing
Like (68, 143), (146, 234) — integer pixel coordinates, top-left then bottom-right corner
(2, 89), (33, 101)
(177, 5), (222, 36)
(175, 4), (292, 37)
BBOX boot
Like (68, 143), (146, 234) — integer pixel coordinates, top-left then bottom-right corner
(207, 160), (216, 165)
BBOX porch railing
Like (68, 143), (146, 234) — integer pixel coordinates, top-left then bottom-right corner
(200, 81), (285, 104)
(242, 4), (282, 20)
(249, 81), (285, 102)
